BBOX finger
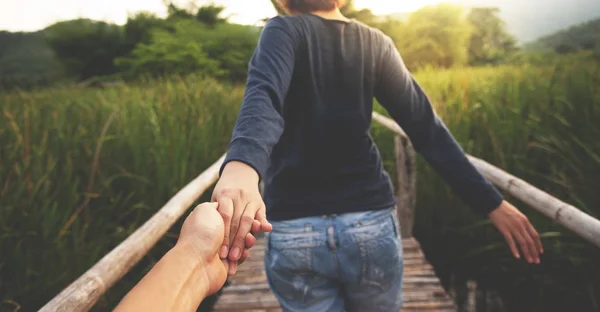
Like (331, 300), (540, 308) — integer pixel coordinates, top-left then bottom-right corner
(217, 197), (234, 259)
(239, 249), (250, 265)
(228, 260), (238, 276)
(228, 196), (245, 248)
(255, 204), (272, 232)
(246, 232), (257, 249)
(526, 221), (544, 255)
(520, 223), (540, 263)
(230, 202), (259, 262)
(512, 230), (534, 263)
(502, 231), (520, 259)
(251, 220), (261, 234)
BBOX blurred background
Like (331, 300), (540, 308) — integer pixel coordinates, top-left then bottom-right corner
(1, 0), (599, 311)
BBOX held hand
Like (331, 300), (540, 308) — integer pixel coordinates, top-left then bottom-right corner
(177, 203), (228, 296)
(212, 161), (272, 275)
(176, 203), (262, 295)
(489, 201), (544, 264)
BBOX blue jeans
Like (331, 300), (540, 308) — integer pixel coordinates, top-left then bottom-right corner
(264, 207), (404, 312)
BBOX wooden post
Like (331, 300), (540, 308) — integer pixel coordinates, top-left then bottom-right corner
(395, 135), (417, 238)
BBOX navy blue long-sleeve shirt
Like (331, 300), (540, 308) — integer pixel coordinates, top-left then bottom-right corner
(221, 14), (503, 221)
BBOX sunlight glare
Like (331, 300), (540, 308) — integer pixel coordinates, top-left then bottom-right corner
(354, 0), (442, 14)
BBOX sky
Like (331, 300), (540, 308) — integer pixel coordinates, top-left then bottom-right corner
(0, 0), (442, 32)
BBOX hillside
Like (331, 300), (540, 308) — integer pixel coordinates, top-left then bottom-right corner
(524, 18), (600, 51)
(382, 0), (600, 43)
(453, 0), (600, 42)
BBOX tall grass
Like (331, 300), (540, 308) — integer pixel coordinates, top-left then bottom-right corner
(1, 56), (599, 311)
(0, 76), (243, 311)
(372, 56), (600, 311)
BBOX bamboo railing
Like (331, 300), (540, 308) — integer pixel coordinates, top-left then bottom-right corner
(40, 112), (600, 312)
(39, 156), (225, 312)
(372, 111), (600, 247)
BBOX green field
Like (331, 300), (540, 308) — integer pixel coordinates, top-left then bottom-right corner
(1, 56), (599, 311)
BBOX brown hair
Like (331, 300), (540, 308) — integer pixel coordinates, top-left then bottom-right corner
(276, 0), (347, 14)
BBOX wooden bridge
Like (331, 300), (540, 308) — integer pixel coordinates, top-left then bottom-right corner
(212, 237), (456, 311)
(40, 113), (600, 312)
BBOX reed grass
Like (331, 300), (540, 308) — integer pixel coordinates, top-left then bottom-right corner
(1, 56), (599, 311)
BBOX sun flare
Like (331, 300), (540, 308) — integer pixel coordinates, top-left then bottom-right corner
(353, 0), (442, 14)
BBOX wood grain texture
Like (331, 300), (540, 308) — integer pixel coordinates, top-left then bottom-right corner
(395, 135), (417, 238)
(372, 111), (600, 248)
(212, 238), (456, 311)
(40, 155), (226, 312)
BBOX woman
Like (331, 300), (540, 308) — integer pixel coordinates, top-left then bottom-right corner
(212, 1), (543, 311)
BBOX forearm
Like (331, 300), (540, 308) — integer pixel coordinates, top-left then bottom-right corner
(114, 243), (209, 312)
(416, 120), (504, 214)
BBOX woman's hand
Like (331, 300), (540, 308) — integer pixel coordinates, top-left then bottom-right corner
(489, 201), (544, 263)
(212, 161), (273, 275)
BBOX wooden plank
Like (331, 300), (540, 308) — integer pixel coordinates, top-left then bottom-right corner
(40, 155), (226, 312)
(372, 111), (600, 248)
(212, 238), (456, 311)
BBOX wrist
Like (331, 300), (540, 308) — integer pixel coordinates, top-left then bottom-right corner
(488, 200), (508, 216)
(170, 241), (211, 299)
(222, 161), (260, 183)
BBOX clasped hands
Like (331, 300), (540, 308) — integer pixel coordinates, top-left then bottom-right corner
(176, 161), (272, 297)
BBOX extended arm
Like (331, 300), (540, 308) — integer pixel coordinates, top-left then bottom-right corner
(374, 37), (503, 215)
(374, 37), (543, 263)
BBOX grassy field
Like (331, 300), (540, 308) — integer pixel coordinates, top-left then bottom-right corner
(1, 56), (599, 311)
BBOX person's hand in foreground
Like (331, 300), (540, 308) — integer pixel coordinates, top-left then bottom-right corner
(114, 202), (259, 312)
(212, 161), (273, 275)
(489, 201), (544, 264)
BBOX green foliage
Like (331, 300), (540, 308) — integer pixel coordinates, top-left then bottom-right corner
(0, 75), (243, 311)
(525, 18), (600, 53)
(122, 12), (171, 51)
(2, 55), (600, 311)
(44, 19), (126, 80)
(373, 56), (600, 311)
(0, 31), (63, 90)
(467, 7), (517, 65)
(195, 4), (228, 27)
(115, 20), (259, 82)
(380, 4), (473, 70)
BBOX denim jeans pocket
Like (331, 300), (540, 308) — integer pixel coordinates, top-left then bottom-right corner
(355, 216), (403, 292)
(265, 231), (326, 304)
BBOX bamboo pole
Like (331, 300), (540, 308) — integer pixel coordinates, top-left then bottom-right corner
(372, 112), (600, 248)
(468, 157), (600, 247)
(40, 155), (225, 312)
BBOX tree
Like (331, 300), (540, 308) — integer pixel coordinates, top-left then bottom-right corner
(196, 5), (228, 27)
(123, 12), (171, 52)
(45, 19), (126, 80)
(115, 20), (260, 81)
(392, 4), (472, 69)
(467, 7), (517, 65)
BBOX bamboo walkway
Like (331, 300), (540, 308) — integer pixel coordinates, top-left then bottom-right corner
(212, 238), (456, 312)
